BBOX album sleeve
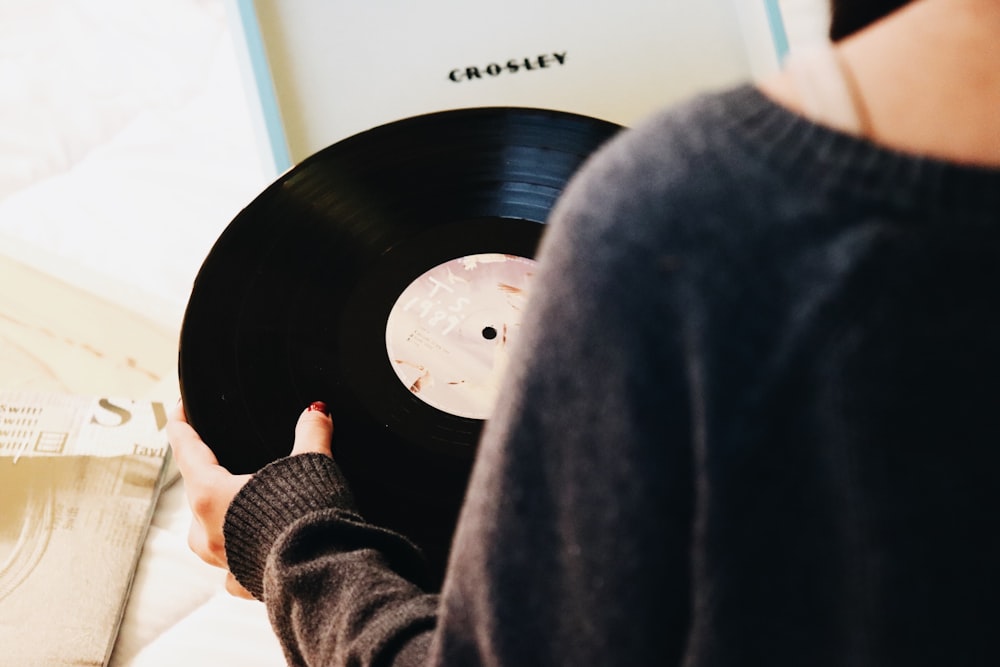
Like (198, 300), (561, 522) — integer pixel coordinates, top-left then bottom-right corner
(223, 452), (438, 666)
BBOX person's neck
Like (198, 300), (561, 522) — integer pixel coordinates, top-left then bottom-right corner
(761, 0), (1000, 167)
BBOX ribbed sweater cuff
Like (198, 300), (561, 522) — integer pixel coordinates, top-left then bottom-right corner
(223, 453), (357, 599)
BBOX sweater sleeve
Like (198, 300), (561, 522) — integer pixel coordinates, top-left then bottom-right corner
(224, 453), (438, 667)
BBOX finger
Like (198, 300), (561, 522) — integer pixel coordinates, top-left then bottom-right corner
(170, 399), (187, 423)
(290, 401), (333, 457)
(167, 402), (222, 478)
(225, 571), (256, 600)
(168, 419), (220, 473)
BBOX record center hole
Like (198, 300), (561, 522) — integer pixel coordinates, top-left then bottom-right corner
(482, 326), (498, 341)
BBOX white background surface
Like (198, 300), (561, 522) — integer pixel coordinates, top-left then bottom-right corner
(0, 0), (270, 330)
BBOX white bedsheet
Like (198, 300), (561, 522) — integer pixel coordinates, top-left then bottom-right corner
(1, 1), (282, 664)
(0, 0), (270, 328)
(113, 472), (285, 667)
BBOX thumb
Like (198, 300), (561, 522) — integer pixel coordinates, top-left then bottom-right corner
(290, 401), (333, 457)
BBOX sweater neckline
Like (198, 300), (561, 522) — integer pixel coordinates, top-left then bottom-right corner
(714, 84), (1000, 221)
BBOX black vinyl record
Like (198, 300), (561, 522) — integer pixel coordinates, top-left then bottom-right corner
(178, 106), (621, 585)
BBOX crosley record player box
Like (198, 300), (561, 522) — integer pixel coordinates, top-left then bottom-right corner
(227, 0), (789, 173)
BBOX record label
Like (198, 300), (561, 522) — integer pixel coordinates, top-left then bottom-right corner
(385, 253), (535, 420)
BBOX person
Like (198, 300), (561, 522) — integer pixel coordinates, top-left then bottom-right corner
(168, 0), (1000, 664)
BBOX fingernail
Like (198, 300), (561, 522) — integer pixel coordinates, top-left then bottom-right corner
(307, 401), (329, 415)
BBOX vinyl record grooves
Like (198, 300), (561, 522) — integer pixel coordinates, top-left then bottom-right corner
(178, 107), (621, 585)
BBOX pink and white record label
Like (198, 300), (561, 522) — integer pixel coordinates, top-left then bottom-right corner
(386, 253), (535, 420)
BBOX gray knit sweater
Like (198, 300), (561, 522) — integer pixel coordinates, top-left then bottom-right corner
(224, 84), (1000, 666)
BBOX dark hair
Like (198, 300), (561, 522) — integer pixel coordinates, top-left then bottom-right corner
(829, 0), (912, 41)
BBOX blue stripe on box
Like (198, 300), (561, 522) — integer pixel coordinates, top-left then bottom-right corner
(764, 0), (791, 63)
(234, 0), (293, 173)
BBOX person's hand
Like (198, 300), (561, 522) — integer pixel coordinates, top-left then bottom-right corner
(167, 400), (334, 599)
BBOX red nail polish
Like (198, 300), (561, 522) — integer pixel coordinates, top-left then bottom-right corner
(308, 401), (328, 415)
